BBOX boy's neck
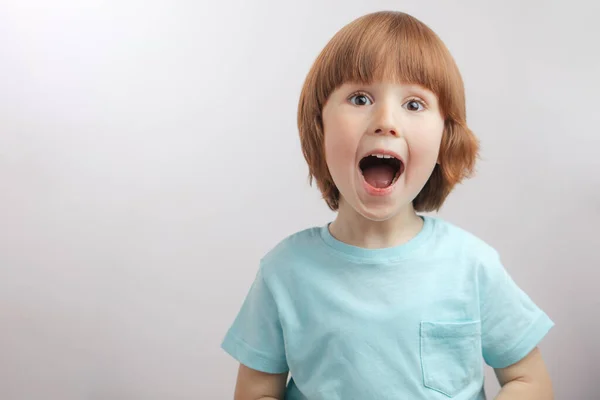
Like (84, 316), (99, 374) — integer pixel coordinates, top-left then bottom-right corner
(329, 202), (424, 249)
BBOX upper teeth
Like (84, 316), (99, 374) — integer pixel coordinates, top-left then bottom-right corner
(372, 154), (393, 159)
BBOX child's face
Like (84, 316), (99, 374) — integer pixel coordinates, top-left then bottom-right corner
(322, 81), (444, 221)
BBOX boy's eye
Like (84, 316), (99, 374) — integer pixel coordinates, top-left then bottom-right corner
(404, 100), (425, 112)
(349, 93), (372, 106)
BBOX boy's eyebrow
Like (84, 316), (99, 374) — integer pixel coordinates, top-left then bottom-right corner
(401, 83), (431, 93)
(401, 84), (438, 102)
(355, 82), (437, 101)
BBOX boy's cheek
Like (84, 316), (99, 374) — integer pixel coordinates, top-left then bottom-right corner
(324, 129), (359, 163)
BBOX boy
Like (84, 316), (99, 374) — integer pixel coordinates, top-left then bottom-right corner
(222, 11), (554, 400)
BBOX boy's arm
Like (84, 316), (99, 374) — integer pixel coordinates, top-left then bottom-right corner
(493, 347), (553, 400)
(233, 364), (288, 400)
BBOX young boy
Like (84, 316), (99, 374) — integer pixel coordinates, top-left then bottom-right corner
(222, 11), (554, 400)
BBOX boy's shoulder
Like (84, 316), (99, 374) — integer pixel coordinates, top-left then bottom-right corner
(424, 216), (501, 262)
(259, 225), (324, 277)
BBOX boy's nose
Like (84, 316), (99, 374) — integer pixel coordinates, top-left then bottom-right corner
(371, 104), (401, 137)
(374, 126), (398, 136)
(372, 118), (400, 137)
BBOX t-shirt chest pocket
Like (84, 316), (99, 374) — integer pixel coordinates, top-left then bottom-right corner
(420, 320), (483, 397)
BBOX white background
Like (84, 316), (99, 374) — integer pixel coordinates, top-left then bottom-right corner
(1, 0), (599, 398)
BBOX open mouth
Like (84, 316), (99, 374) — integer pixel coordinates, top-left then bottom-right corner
(359, 154), (404, 189)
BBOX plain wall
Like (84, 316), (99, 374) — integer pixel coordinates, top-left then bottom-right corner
(1, 0), (599, 398)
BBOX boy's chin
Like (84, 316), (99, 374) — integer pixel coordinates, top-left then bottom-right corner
(353, 201), (412, 223)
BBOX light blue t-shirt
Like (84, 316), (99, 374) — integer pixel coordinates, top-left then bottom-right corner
(222, 216), (554, 399)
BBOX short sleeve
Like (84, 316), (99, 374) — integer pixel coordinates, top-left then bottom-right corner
(221, 267), (289, 374)
(478, 252), (554, 369)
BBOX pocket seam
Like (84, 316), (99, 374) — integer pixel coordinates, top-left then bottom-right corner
(420, 320), (482, 338)
(420, 320), (482, 398)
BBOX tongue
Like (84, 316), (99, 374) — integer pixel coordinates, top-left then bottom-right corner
(363, 165), (396, 188)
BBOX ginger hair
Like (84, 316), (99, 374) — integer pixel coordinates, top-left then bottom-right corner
(297, 11), (479, 212)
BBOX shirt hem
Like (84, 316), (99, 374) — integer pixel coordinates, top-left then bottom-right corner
(485, 312), (554, 369)
(221, 330), (289, 374)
